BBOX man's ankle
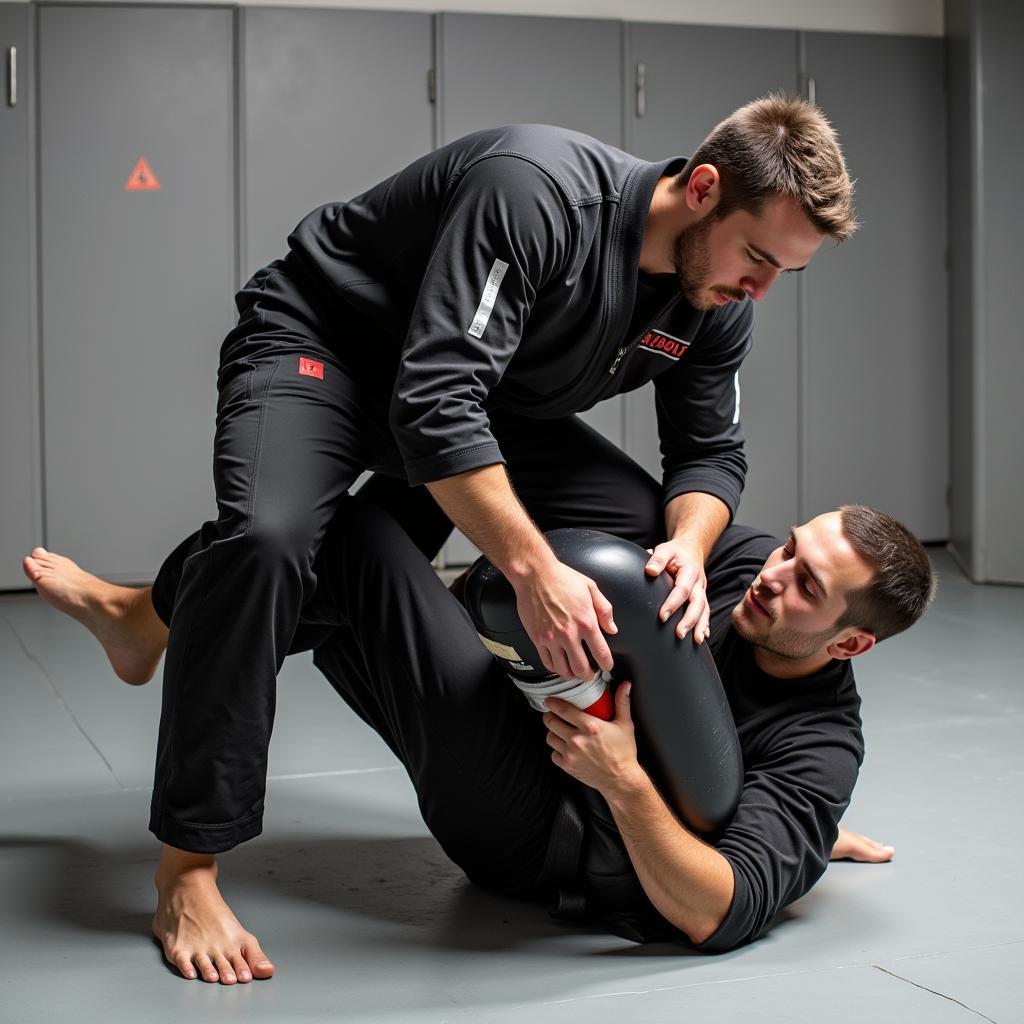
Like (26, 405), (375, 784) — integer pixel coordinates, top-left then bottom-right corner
(157, 844), (218, 882)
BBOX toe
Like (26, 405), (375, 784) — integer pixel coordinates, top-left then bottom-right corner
(172, 951), (197, 981)
(31, 546), (48, 559)
(213, 954), (237, 985)
(194, 954), (219, 984)
(243, 942), (275, 979)
(230, 952), (252, 983)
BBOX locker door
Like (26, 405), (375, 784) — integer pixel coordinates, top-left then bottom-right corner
(0, 4), (40, 589)
(625, 23), (800, 538)
(438, 13), (624, 562)
(439, 11), (625, 446)
(242, 8), (434, 280)
(38, 5), (235, 581)
(438, 12), (622, 148)
(802, 33), (947, 539)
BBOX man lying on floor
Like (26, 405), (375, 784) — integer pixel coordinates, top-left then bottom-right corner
(22, 497), (933, 977)
(297, 497), (935, 951)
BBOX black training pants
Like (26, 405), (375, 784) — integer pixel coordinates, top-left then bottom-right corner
(148, 258), (663, 854)
(309, 499), (566, 898)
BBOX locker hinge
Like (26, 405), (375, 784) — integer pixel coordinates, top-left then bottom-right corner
(635, 62), (646, 118)
(6, 46), (15, 107)
(427, 67), (436, 105)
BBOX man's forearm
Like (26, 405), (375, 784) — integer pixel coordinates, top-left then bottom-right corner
(664, 492), (731, 559)
(426, 465), (556, 582)
(604, 770), (734, 944)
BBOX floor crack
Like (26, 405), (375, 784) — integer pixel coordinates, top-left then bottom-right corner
(1, 616), (123, 787)
(873, 965), (999, 1023)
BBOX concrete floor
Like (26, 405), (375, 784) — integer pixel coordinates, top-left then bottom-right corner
(1, 548), (1021, 1023)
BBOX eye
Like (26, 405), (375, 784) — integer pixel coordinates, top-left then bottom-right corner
(801, 578), (816, 598)
(746, 250), (764, 265)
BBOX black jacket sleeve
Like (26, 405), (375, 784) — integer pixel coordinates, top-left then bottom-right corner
(692, 708), (863, 952)
(654, 298), (752, 517)
(389, 156), (571, 486)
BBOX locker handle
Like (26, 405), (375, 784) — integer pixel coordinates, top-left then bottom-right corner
(635, 62), (646, 118)
(805, 74), (816, 106)
(6, 46), (15, 107)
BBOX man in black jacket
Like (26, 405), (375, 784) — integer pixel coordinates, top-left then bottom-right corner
(23, 499), (932, 976)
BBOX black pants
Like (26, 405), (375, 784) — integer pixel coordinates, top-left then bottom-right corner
(310, 499), (569, 897)
(148, 259), (663, 853)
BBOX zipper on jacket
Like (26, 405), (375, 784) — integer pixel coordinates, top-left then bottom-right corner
(608, 345), (630, 375)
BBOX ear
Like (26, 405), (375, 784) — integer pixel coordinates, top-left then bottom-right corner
(826, 629), (876, 662)
(684, 163), (721, 214)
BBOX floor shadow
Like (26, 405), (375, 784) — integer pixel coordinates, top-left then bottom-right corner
(0, 832), (693, 959)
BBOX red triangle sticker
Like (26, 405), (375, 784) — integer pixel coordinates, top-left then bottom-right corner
(125, 156), (161, 192)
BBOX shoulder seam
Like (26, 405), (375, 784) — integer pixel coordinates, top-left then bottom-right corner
(451, 150), (619, 210)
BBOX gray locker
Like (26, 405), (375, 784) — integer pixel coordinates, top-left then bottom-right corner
(947, 0), (1024, 582)
(802, 33), (948, 540)
(38, 5), (235, 581)
(973, 1), (1024, 582)
(438, 12), (623, 148)
(0, 4), (41, 589)
(625, 23), (800, 538)
(437, 13), (625, 563)
(242, 8), (434, 281)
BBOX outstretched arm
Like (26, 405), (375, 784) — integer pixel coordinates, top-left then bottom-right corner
(544, 684), (733, 944)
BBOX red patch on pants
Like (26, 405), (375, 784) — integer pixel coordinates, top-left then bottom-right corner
(298, 357), (324, 380)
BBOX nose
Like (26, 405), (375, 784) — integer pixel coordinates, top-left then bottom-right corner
(741, 266), (780, 301)
(757, 565), (786, 595)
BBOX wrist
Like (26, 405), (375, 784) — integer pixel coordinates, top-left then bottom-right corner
(601, 763), (652, 808)
(666, 532), (704, 557)
(504, 540), (559, 585)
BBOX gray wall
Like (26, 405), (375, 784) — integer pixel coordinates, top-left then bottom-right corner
(800, 31), (948, 541)
(3, 4), (958, 585)
(37, 5), (234, 581)
(0, 4), (41, 589)
(946, 0), (1024, 583)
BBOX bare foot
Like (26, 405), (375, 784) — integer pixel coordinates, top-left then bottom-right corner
(830, 826), (895, 863)
(153, 847), (275, 984)
(22, 547), (167, 684)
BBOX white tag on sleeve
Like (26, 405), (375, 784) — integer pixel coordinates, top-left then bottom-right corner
(467, 259), (510, 339)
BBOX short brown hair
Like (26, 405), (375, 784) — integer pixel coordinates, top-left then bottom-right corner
(835, 505), (936, 642)
(676, 94), (858, 241)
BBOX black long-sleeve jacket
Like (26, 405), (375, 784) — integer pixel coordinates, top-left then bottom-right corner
(288, 124), (752, 514)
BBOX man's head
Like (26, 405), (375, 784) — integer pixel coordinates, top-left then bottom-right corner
(669, 95), (857, 311)
(731, 506), (935, 677)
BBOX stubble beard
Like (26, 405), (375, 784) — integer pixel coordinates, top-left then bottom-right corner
(671, 216), (745, 311)
(731, 597), (838, 662)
